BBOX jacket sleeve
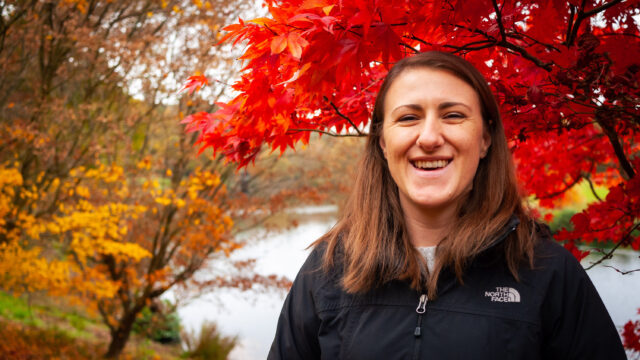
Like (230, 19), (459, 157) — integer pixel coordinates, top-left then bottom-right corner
(540, 241), (627, 360)
(267, 246), (324, 360)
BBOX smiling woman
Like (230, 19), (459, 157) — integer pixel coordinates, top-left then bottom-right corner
(380, 68), (491, 246)
(267, 52), (626, 360)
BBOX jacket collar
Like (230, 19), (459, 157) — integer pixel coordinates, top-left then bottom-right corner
(483, 215), (521, 252)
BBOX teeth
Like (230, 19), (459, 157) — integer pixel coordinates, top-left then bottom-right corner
(414, 160), (449, 169)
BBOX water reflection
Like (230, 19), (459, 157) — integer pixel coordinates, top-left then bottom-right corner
(175, 207), (640, 360)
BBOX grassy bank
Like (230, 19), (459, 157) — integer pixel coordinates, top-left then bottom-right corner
(0, 291), (182, 359)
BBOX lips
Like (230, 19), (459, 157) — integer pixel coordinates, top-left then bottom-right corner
(412, 159), (452, 170)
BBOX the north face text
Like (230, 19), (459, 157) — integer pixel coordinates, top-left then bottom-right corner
(485, 287), (521, 303)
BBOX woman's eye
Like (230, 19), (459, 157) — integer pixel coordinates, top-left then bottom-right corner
(444, 112), (465, 119)
(398, 115), (418, 122)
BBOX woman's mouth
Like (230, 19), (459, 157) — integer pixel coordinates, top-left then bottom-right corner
(411, 159), (451, 170)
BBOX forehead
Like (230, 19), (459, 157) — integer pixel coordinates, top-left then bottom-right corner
(383, 68), (480, 111)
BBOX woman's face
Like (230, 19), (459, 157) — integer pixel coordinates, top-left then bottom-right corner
(379, 68), (491, 219)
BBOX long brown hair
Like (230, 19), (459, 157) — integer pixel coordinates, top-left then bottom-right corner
(316, 51), (537, 299)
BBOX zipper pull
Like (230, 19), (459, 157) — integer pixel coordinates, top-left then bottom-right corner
(416, 294), (427, 314)
(414, 294), (427, 337)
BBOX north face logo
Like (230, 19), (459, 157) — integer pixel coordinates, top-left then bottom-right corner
(484, 287), (520, 303)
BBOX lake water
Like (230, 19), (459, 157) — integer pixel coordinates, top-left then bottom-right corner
(175, 206), (640, 359)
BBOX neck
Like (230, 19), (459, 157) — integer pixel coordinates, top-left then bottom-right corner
(400, 199), (457, 247)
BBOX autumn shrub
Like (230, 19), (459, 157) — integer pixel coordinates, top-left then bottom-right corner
(181, 321), (237, 360)
(0, 319), (99, 359)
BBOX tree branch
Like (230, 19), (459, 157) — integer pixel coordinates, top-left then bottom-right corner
(583, 0), (624, 18)
(324, 97), (364, 135)
(507, 31), (561, 52)
(585, 222), (640, 270)
(601, 265), (640, 275)
(287, 128), (366, 137)
(537, 174), (583, 199)
(498, 40), (553, 71)
(567, 0), (623, 46)
(406, 35), (495, 53)
(598, 118), (636, 179)
(585, 176), (603, 202)
(565, 5), (576, 45)
(491, 0), (507, 41)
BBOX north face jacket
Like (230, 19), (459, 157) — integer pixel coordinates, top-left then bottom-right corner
(268, 218), (626, 359)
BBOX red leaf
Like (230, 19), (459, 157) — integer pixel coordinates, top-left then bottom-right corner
(570, 213), (590, 234)
(271, 35), (287, 55)
(622, 319), (640, 353)
(287, 32), (309, 59)
(606, 185), (625, 204)
(181, 75), (209, 95)
(563, 241), (590, 262)
(526, 85), (544, 104)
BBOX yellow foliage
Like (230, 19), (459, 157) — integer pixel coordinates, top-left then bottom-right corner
(0, 159), (238, 320)
(76, 185), (90, 198)
(155, 197), (172, 206)
(0, 240), (70, 296)
(137, 157), (152, 170)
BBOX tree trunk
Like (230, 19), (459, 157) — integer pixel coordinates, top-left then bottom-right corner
(104, 310), (138, 358)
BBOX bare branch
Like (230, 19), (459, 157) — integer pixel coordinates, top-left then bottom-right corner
(601, 265), (640, 275)
(585, 222), (640, 270)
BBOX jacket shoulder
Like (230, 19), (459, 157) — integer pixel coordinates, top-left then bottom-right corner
(533, 228), (582, 269)
(532, 230), (627, 359)
(292, 242), (344, 300)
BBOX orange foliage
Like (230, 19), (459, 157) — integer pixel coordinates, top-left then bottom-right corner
(0, 320), (101, 359)
(0, 0), (288, 356)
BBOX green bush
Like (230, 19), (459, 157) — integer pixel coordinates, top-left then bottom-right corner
(548, 208), (576, 234)
(133, 300), (181, 344)
(181, 321), (237, 360)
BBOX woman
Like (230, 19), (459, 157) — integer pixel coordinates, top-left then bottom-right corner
(268, 52), (625, 359)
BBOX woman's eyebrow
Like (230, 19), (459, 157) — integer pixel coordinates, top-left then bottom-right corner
(439, 101), (471, 111)
(391, 104), (422, 115)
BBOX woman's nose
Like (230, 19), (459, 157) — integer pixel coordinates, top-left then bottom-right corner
(415, 117), (444, 151)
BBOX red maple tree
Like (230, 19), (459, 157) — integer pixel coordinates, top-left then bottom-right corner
(183, 0), (640, 352)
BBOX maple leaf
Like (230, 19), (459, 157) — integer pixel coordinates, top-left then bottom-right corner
(181, 74), (209, 95)
(570, 213), (590, 234)
(287, 32), (309, 59)
(563, 240), (590, 262)
(181, 111), (214, 133)
(271, 34), (288, 54)
(622, 320), (640, 353)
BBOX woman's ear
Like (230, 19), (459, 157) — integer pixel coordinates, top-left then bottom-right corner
(480, 129), (491, 159)
(379, 136), (387, 158)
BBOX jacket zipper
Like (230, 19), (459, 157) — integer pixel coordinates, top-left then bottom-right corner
(408, 222), (517, 359)
(412, 294), (428, 360)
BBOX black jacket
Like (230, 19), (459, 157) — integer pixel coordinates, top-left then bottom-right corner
(268, 219), (626, 359)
